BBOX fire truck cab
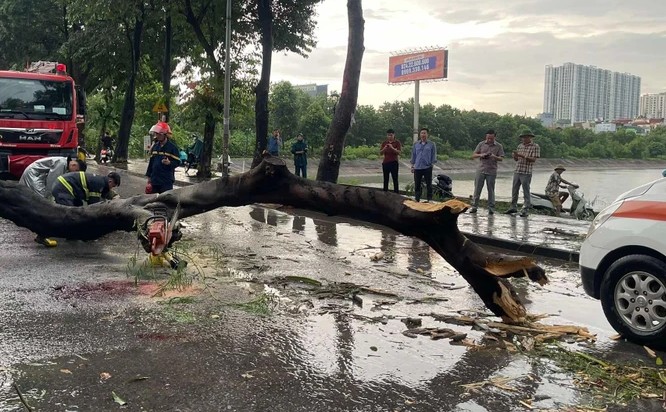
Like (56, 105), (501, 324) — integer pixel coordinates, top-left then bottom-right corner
(0, 61), (85, 179)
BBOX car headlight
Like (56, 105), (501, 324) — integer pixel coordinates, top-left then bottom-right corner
(586, 201), (623, 238)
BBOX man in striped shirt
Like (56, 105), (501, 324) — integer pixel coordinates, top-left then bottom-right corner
(506, 130), (540, 217)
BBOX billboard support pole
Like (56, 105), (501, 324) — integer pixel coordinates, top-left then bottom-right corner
(413, 80), (420, 143)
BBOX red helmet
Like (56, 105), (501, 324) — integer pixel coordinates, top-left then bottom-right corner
(149, 121), (172, 136)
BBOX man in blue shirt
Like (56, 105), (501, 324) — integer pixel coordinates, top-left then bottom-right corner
(410, 127), (437, 202)
(267, 129), (281, 156)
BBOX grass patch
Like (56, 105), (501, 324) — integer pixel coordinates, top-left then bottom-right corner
(232, 292), (279, 316)
(539, 344), (666, 408)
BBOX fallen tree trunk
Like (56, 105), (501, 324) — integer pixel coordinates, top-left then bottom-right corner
(0, 158), (547, 321)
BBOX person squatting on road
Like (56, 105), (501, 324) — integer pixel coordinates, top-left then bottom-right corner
(380, 128), (402, 193)
(545, 165), (578, 217)
(290, 133), (308, 178)
(19, 156), (87, 246)
(145, 122), (181, 194)
(51, 171), (121, 206)
(410, 127), (437, 202)
(506, 130), (540, 217)
(469, 129), (504, 214)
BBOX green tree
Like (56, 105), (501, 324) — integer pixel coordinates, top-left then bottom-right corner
(270, 81), (303, 139)
(0, 0), (65, 69)
(299, 103), (330, 149)
(346, 104), (382, 147)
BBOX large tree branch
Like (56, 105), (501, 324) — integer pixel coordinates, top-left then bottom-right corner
(0, 158), (547, 322)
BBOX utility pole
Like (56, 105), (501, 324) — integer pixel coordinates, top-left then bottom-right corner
(413, 80), (420, 143)
(222, 0), (232, 177)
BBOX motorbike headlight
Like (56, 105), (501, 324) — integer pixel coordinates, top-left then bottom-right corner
(586, 201), (623, 238)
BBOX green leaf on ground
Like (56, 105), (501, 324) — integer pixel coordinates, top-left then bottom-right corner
(284, 276), (322, 286)
(112, 391), (127, 406)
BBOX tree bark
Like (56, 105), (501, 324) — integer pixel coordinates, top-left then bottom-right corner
(316, 0), (364, 183)
(0, 158), (547, 322)
(251, 0), (273, 169)
(162, 13), (173, 122)
(197, 110), (215, 177)
(115, 12), (145, 163)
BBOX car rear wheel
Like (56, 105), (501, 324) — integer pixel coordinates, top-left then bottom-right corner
(600, 255), (666, 349)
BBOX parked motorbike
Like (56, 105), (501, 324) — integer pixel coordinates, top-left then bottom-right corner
(432, 174), (454, 199)
(530, 184), (595, 220)
(100, 147), (113, 164)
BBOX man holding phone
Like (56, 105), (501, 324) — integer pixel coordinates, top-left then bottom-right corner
(469, 129), (504, 214)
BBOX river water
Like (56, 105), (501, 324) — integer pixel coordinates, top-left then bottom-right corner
(347, 167), (665, 211)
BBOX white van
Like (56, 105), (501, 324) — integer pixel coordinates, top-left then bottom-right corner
(579, 178), (666, 348)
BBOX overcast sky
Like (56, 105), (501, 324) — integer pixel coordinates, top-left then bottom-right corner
(271, 0), (666, 116)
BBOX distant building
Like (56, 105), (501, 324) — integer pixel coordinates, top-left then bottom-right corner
(594, 123), (617, 133)
(639, 93), (666, 119)
(543, 63), (641, 125)
(538, 112), (554, 128)
(293, 83), (328, 97)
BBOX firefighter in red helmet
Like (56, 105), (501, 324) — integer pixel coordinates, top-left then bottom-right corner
(145, 122), (180, 194)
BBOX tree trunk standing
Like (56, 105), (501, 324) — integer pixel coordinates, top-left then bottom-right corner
(161, 14), (173, 122)
(115, 14), (145, 163)
(0, 158), (547, 321)
(316, 0), (364, 183)
(251, 0), (273, 169)
(183, 0), (225, 177)
(197, 110), (215, 177)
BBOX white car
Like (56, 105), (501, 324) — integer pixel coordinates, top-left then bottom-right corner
(580, 178), (666, 348)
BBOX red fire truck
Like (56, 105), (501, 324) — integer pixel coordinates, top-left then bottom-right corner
(0, 61), (85, 179)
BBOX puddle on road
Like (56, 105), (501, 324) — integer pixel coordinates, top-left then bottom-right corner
(0, 204), (649, 411)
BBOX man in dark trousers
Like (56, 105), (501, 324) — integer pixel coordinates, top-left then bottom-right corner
(52, 171), (121, 206)
(146, 121), (181, 194)
(410, 127), (437, 202)
(290, 133), (308, 178)
(379, 128), (402, 193)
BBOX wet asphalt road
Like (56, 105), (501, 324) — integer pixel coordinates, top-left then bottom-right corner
(0, 170), (656, 411)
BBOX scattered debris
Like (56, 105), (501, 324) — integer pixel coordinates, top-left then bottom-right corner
(422, 312), (596, 347)
(282, 276), (322, 287)
(401, 317), (422, 328)
(406, 296), (449, 305)
(112, 391), (127, 406)
(370, 252), (385, 262)
(461, 376), (519, 393)
(13, 383), (33, 412)
(402, 327), (467, 342)
(100, 372), (112, 381)
(127, 376), (150, 383)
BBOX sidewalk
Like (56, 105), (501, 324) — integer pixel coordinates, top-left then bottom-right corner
(112, 159), (588, 262)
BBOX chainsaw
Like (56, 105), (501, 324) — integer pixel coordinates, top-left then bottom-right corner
(138, 204), (185, 269)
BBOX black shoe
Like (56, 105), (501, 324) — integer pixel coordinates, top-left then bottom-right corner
(488, 209), (494, 215)
(519, 210), (529, 217)
(468, 207), (477, 214)
(504, 209), (518, 214)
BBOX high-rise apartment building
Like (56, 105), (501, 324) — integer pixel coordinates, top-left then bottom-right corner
(639, 93), (666, 119)
(543, 63), (641, 124)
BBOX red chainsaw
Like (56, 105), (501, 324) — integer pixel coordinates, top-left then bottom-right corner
(139, 204), (184, 269)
